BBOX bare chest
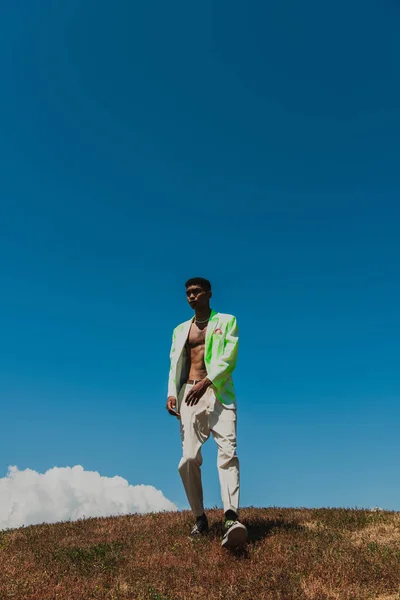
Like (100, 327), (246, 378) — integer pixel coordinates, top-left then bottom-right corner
(186, 323), (207, 349)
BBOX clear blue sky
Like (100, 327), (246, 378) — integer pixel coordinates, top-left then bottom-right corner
(1, 0), (400, 514)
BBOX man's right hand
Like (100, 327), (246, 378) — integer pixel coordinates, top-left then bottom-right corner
(166, 396), (180, 418)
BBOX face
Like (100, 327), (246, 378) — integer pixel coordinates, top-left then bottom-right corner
(186, 285), (211, 310)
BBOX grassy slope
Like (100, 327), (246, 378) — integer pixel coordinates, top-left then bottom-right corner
(1, 507), (400, 600)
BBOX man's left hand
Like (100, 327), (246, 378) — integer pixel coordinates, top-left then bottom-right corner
(185, 378), (212, 406)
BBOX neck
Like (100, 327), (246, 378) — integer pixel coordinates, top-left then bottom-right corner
(194, 307), (211, 321)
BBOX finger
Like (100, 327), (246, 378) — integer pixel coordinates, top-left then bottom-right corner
(187, 387), (200, 404)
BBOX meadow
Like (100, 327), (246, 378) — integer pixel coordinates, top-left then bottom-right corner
(1, 507), (400, 599)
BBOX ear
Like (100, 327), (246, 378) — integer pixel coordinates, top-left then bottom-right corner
(209, 290), (212, 299)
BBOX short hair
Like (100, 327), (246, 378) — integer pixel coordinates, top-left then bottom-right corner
(185, 277), (211, 292)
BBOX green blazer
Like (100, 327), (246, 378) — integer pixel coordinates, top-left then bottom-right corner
(168, 309), (239, 408)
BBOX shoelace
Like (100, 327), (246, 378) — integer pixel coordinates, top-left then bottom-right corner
(224, 519), (237, 530)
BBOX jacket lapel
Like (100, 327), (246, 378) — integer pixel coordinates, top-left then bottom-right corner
(205, 309), (219, 354)
(174, 317), (193, 360)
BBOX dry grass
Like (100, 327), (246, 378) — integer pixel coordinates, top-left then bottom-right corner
(1, 507), (400, 599)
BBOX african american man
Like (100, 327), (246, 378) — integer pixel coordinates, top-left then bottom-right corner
(166, 277), (247, 549)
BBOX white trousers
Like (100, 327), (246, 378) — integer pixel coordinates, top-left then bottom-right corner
(177, 383), (240, 517)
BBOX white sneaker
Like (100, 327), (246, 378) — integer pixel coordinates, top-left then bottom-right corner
(221, 520), (248, 549)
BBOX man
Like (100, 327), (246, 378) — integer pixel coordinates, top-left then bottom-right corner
(166, 277), (247, 549)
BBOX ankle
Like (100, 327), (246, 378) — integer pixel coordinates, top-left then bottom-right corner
(225, 510), (238, 522)
(196, 513), (207, 522)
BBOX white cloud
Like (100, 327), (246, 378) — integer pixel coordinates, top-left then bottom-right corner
(0, 465), (177, 530)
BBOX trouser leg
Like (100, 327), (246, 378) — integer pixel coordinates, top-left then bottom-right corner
(177, 384), (211, 517)
(209, 397), (240, 515)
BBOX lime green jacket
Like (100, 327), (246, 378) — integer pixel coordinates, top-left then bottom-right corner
(168, 309), (239, 408)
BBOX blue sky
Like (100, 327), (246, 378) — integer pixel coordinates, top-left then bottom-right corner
(1, 0), (400, 520)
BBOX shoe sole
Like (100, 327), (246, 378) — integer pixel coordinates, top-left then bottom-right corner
(188, 534), (208, 542)
(188, 528), (209, 541)
(221, 523), (248, 549)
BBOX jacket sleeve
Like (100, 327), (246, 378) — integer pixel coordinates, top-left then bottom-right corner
(167, 328), (178, 398)
(206, 316), (239, 387)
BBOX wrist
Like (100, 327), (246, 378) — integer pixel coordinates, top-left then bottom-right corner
(202, 377), (212, 388)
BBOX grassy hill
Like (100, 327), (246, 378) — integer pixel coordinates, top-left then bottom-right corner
(1, 507), (400, 600)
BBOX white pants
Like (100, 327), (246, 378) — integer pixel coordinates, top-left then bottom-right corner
(177, 383), (240, 517)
